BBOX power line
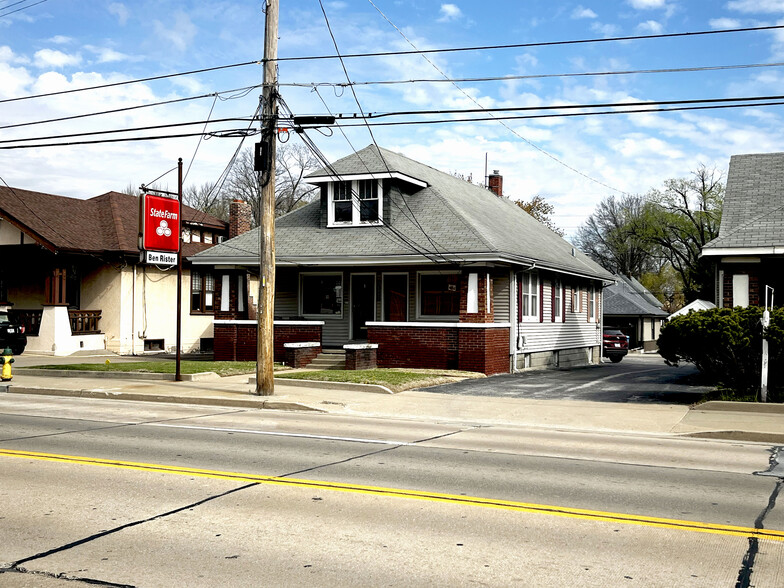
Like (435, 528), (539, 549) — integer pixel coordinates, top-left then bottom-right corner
(0, 117), (255, 145)
(332, 100), (784, 127)
(0, 61), (260, 105)
(280, 61), (784, 88)
(0, 84), (261, 132)
(0, 129), (258, 150)
(0, 0), (49, 18)
(367, 0), (625, 195)
(274, 23), (784, 63)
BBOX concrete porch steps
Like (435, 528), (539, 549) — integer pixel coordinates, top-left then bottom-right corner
(307, 349), (346, 370)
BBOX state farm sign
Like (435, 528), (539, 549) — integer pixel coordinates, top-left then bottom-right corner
(141, 194), (180, 253)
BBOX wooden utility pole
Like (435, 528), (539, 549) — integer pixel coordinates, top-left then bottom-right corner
(256, 0), (278, 395)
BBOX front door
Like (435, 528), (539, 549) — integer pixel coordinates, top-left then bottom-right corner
(351, 274), (376, 341)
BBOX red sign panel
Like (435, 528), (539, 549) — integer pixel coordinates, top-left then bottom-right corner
(142, 194), (180, 253)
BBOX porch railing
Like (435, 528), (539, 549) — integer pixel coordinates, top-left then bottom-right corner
(69, 310), (102, 334)
(10, 309), (43, 336)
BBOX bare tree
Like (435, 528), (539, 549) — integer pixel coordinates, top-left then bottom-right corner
(223, 142), (321, 227)
(573, 194), (654, 277)
(183, 182), (229, 221)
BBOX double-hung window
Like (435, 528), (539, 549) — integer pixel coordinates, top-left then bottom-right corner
(553, 279), (562, 321)
(328, 179), (383, 226)
(519, 272), (539, 321)
(418, 272), (459, 318)
(191, 271), (215, 314)
(589, 286), (596, 321)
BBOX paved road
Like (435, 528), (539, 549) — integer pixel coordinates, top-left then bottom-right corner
(424, 354), (712, 403)
(1, 395), (781, 587)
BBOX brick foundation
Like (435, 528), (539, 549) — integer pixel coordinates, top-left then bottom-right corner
(344, 345), (378, 370)
(284, 342), (321, 368)
(214, 321), (323, 362)
(368, 325), (509, 375)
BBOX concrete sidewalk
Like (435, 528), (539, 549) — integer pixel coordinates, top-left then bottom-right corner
(3, 369), (784, 443)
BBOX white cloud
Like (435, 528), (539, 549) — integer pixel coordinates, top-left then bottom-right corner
(48, 35), (72, 45)
(627, 0), (668, 8)
(438, 4), (463, 22)
(108, 2), (130, 25)
(591, 22), (620, 36)
(709, 17), (742, 28)
(571, 6), (598, 19)
(153, 12), (197, 52)
(84, 45), (131, 64)
(637, 20), (664, 33)
(727, 0), (784, 13)
(33, 49), (81, 68)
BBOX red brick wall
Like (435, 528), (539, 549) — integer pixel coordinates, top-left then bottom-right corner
(285, 345), (321, 368)
(368, 325), (509, 375)
(458, 327), (510, 375)
(345, 348), (377, 370)
(369, 326), (458, 370)
(722, 268), (760, 308)
(459, 271), (494, 323)
(214, 323), (321, 362)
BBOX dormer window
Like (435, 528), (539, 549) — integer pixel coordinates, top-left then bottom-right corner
(328, 179), (383, 227)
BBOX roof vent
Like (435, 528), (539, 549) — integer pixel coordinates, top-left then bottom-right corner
(571, 247), (576, 256)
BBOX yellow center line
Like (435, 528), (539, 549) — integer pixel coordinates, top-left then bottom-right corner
(3, 448), (783, 541)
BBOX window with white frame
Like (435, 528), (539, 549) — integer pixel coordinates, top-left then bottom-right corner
(519, 272), (539, 321)
(301, 273), (343, 317)
(553, 278), (562, 320)
(572, 284), (581, 313)
(328, 179), (383, 226)
(589, 285), (596, 320)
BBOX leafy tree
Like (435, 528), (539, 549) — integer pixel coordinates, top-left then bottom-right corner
(639, 265), (685, 313)
(658, 307), (783, 400)
(572, 194), (653, 276)
(515, 195), (565, 236)
(632, 165), (723, 300)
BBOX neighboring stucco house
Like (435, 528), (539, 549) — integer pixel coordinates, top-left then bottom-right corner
(702, 153), (784, 308)
(0, 185), (235, 355)
(603, 275), (668, 351)
(191, 145), (614, 374)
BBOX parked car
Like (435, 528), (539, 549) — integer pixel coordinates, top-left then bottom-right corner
(602, 327), (628, 363)
(0, 310), (27, 355)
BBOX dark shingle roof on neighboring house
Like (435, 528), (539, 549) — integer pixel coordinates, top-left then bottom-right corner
(703, 152), (784, 252)
(603, 275), (668, 317)
(0, 187), (226, 255)
(194, 145), (613, 281)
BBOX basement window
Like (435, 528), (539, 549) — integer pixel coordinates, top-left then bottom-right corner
(144, 339), (164, 352)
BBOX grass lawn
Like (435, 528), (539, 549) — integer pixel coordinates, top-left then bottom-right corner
(276, 368), (484, 392)
(23, 361), (286, 377)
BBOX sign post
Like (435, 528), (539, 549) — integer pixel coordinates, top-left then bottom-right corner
(139, 160), (183, 381)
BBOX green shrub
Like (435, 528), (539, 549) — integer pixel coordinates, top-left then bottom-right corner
(657, 307), (784, 401)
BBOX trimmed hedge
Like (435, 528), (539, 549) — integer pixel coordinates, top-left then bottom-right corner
(658, 307), (784, 401)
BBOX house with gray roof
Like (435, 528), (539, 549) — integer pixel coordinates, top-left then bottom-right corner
(603, 275), (668, 351)
(701, 153), (784, 308)
(191, 145), (614, 374)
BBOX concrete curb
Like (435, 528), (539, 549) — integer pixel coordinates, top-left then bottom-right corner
(4, 385), (325, 412)
(694, 401), (784, 414)
(16, 369), (222, 382)
(256, 377), (395, 395)
(682, 430), (784, 443)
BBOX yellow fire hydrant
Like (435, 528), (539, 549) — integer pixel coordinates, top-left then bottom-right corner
(1, 347), (14, 381)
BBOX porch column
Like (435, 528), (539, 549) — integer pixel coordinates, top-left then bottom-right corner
(45, 268), (68, 306)
(460, 270), (494, 323)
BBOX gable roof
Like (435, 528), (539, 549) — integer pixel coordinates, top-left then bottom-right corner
(702, 152), (784, 254)
(0, 186), (226, 255)
(667, 299), (715, 320)
(603, 275), (668, 318)
(193, 145), (613, 281)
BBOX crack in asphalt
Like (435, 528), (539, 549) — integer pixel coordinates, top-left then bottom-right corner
(0, 567), (136, 587)
(736, 445), (783, 588)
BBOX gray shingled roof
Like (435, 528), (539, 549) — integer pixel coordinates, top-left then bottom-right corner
(603, 275), (668, 317)
(193, 145), (613, 280)
(703, 152), (784, 251)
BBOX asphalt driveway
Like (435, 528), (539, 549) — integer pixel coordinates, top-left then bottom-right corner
(423, 354), (713, 404)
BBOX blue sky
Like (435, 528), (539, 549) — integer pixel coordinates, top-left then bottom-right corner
(2, 0), (784, 235)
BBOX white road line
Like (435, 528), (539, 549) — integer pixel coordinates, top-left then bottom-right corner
(147, 422), (416, 446)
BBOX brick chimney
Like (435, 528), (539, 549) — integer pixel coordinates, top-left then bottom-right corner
(488, 170), (503, 197)
(229, 199), (252, 239)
